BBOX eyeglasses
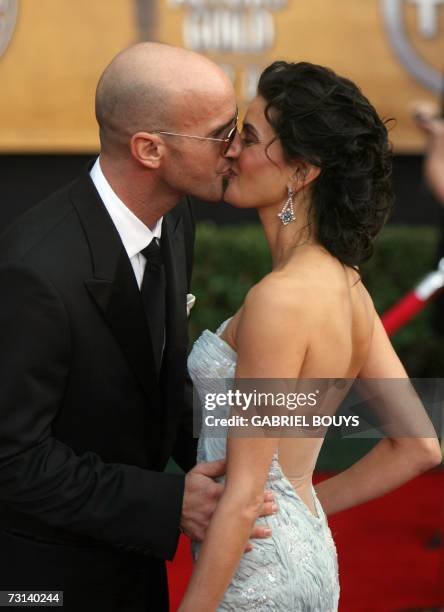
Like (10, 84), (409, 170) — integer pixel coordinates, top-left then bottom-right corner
(153, 112), (238, 156)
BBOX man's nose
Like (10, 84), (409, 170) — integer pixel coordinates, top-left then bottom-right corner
(224, 131), (242, 159)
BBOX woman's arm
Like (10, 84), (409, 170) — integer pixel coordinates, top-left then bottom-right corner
(315, 313), (442, 516)
(179, 280), (309, 612)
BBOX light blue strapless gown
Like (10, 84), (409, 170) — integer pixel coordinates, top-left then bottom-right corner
(187, 318), (340, 612)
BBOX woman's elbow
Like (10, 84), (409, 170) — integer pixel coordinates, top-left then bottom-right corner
(418, 438), (443, 471)
(393, 437), (442, 472)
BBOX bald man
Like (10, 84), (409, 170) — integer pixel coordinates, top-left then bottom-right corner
(0, 44), (272, 611)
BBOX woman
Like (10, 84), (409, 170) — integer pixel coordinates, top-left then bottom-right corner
(180, 62), (442, 611)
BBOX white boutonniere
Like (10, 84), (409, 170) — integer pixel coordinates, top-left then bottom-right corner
(186, 293), (196, 317)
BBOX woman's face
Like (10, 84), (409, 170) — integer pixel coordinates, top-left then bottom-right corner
(224, 96), (292, 209)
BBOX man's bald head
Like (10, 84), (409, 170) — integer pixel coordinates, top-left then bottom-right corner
(95, 42), (233, 154)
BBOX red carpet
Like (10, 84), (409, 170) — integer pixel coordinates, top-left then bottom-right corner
(167, 469), (444, 611)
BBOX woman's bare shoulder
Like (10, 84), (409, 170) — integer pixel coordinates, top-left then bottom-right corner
(245, 270), (315, 309)
(234, 273), (313, 376)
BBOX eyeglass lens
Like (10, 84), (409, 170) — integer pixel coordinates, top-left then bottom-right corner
(223, 123), (237, 155)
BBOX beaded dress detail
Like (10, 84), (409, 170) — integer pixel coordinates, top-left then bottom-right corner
(187, 318), (340, 611)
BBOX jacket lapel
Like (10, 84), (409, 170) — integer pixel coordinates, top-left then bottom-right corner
(159, 208), (191, 447)
(161, 211), (188, 383)
(69, 171), (160, 404)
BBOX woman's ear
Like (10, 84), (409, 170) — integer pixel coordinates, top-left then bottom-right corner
(288, 162), (321, 193)
(130, 132), (166, 169)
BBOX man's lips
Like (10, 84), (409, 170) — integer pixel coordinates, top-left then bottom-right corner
(221, 169), (237, 178)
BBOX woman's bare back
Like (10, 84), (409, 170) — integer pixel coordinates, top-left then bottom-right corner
(220, 247), (376, 517)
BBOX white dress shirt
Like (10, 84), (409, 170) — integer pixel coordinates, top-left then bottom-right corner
(89, 157), (163, 289)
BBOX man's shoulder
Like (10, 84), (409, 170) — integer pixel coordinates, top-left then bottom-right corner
(0, 176), (86, 264)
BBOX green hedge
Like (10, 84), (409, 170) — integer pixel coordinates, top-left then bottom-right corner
(190, 222), (443, 378)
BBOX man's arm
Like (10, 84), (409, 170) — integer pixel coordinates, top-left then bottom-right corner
(0, 262), (184, 559)
(171, 373), (198, 473)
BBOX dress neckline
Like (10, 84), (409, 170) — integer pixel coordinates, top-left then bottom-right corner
(206, 317), (237, 357)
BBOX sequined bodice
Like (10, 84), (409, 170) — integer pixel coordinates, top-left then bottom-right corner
(187, 318), (340, 611)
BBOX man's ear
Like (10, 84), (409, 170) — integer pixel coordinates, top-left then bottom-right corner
(130, 132), (165, 169)
(289, 162), (321, 193)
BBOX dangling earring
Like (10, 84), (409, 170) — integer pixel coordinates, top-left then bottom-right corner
(278, 187), (296, 225)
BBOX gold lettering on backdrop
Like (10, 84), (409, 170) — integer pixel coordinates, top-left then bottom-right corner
(407, 0), (444, 38)
(169, 0), (288, 103)
(1, 1), (443, 152)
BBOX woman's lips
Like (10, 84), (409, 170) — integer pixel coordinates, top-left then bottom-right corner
(223, 169), (237, 178)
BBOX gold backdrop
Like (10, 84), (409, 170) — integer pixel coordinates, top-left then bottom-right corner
(0, 0), (443, 153)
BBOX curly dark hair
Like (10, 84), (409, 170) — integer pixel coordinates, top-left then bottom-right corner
(257, 61), (394, 267)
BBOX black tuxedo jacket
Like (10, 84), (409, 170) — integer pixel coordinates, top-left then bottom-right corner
(0, 168), (197, 605)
